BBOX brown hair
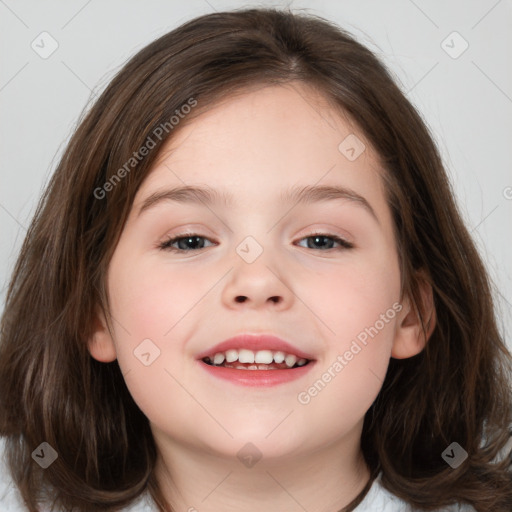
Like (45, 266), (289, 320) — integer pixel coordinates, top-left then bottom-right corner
(1, 7), (511, 512)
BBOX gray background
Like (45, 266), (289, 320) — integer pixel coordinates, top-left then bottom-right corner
(1, 0), (511, 350)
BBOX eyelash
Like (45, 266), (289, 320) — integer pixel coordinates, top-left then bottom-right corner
(158, 232), (354, 252)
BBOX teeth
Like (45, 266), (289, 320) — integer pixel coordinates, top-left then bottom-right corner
(285, 354), (297, 368)
(232, 364), (281, 371)
(213, 353), (225, 365)
(254, 350), (274, 364)
(225, 349), (238, 363)
(273, 351), (285, 363)
(203, 348), (310, 367)
(238, 349), (255, 364)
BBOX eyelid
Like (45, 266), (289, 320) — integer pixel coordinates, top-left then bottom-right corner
(295, 226), (354, 249)
(157, 231), (216, 251)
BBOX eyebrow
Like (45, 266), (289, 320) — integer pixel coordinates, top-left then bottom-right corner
(137, 184), (378, 222)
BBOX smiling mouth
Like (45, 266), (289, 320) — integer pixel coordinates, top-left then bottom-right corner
(201, 348), (312, 370)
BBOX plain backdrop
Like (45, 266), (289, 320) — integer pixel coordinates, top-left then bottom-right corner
(1, 0), (511, 351)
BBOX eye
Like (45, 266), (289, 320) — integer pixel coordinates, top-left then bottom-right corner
(158, 233), (215, 252)
(295, 233), (353, 251)
(158, 232), (353, 253)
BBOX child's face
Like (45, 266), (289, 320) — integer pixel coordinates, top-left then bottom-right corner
(92, 82), (416, 463)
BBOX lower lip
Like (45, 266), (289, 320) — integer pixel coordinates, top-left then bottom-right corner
(198, 360), (316, 387)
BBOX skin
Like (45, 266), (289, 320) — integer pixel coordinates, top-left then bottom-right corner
(89, 82), (434, 512)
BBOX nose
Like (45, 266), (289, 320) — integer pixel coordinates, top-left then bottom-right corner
(221, 251), (293, 311)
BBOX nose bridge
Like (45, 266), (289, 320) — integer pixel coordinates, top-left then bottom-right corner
(228, 206), (280, 265)
(235, 234), (266, 266)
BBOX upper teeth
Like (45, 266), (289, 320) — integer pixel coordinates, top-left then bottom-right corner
(207, 349), (308, 368)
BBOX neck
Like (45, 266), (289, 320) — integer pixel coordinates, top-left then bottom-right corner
(152, 423), (371, 512)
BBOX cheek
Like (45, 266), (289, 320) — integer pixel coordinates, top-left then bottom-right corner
(108, 253), (212, 343)
(296, 246), (401, 345)
(293, 250), (400, 419)
(106, 251), (220, 419)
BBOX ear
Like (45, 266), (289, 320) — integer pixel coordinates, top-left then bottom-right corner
(88, 305), (117, 363)
(391, 271), (436, 359)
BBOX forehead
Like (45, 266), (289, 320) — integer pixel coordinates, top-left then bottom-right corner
(158, 82), (367, 164)
(135, 82), (388, 219)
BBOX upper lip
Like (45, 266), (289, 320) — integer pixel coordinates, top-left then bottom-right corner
(196, 333), (316, 361)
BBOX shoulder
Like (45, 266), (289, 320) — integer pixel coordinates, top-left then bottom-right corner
(119, 493), (156, 512)
(354, 472), (476, 512)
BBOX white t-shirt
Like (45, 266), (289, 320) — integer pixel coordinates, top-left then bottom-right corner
(351, 473), (476, 511)
(0, 447), (476, 512)
(117, 472), (477, 512)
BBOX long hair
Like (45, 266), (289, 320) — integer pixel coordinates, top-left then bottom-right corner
(1, 8), (511, 512)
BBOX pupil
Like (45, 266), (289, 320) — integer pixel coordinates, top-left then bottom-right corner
(180, 236), (202, 250)
(309, 235), (333, 249)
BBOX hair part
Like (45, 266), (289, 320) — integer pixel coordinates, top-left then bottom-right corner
(1, 7), (511, 512)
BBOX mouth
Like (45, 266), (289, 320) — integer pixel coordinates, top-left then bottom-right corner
(196, 333), (316, 386)
(198, 348), (316, 387)
(201, 348), (313, 370)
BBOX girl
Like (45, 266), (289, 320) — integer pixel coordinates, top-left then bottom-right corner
(1, 7), (511, 512)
